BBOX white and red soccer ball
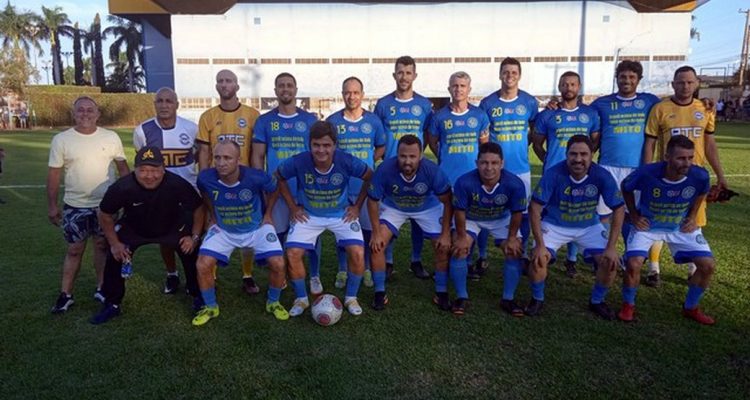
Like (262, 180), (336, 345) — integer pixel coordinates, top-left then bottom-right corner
(311, 294), (343, 326)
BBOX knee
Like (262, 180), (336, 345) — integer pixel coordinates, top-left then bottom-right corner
(196, 257), (213, 273)
(267, 256), (285, 272)
(697, 259), (716, 276)
(66, 242), (86, 258)
(287, 248), (305, 262)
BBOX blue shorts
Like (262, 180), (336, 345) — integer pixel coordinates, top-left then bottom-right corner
(62, 205), (102, 243)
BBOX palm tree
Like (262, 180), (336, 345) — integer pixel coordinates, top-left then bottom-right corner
(73, 22), (83, 85)
(106, 54), (145, 93)
(0, 2), (42, 56)
(82, 13), (105, 88)
(103, 16), (143, 92)
(37, 6), (75, 85)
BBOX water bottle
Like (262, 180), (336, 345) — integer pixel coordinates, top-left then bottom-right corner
(121, 259), (133, 279)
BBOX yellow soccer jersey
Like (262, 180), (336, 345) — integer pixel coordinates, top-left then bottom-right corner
(197, 104), (260, 166)
(645, 98), (715, 167)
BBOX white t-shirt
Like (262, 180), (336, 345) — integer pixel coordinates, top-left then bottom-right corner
(48, 127), (126, 208)
(133, 116), (198, 188)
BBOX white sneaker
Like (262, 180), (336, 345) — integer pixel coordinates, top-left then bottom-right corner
(344, 297), (363, 316)
(334, 271), (347, 289)
(289, 297), (309, 317)
(309, 276), (323, 295)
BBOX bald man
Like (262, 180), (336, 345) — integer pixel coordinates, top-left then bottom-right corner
(133, 87), (199, 295)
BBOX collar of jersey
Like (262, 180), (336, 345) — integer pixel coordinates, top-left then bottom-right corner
(394, 96), (414, 103)
(568, 174), (589, 184)
(343, 113), (364, 123)
(560, 107), (579, 112)
(277, 110), (299, 119)
(315, 163), (335, 175)
(661, 176), (687, 184)
(481, 181), (500, 194)
(498, 95), (519, 103)
(615, 94), (637, 101)
(450, 108), (470, 116)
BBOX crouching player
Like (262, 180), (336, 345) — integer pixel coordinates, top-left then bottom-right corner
(527, 135), (624, 319)
(618, 136), (716, 325)
(192, 141), (288, 326)
(277, 121), (373, 317)
(367, 135), (452, 311)
(451, 142), (527, 316)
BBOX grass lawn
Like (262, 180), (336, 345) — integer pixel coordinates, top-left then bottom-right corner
(0, 123), (748, 399)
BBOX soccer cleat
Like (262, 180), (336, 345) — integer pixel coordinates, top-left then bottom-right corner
(51, 292), (74, 314)
(192, 306), (220, 326)
(90, 304), (121, 325)
(344, 298), (363, 316)
(645, 273), (661, 288)
(163, 275), (180, 294)
(500, 299), (525, 317)
(266, 301), (290, 321)
(334, 272), (347, 289)
(524, 299), (545, 317)
(589, 301), (616, 320)
(363, 270), (374, 288)
(618, 303), (636, 322)
(385, 262), (394, 281)
(475, 258), (489, 277)
(564, 260), (578, 278)
(372, 291), (389, 311)
(242, 276), (260, 295)
(682, 307), (715, 325)
(310, 276), (324, 295)
(433, 292), (452, 311)
(452, 298), (468, 316)
(410, 261), (430, 280)
(289, 297), (309, 317)
(93, 288), (106, 303)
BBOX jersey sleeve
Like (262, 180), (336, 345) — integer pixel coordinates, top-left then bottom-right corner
(531, 170), (555, 205)
(527, 95), (540, 122)
(600, 169), (624, 209)
(451, 178), (469, 210)
(509, 179), (527, 213)
(620, 168), (641, 193)
(132, 125), (145, 150)
(277, 157), (297, 180)
(432, 166), (452, 195)
(373, 99), (386, 120)
(48, 134), (64, 168)
(110, 133), (126, 161)
(178, 177), (203, 211)
(367, 169), (385, 200)
(253, 116), (267, 143)
(262, 171), (278, 193)
(479, 111), (491, 139)
(590, 109), (601, 133)
(645, 106), (660, 138)
(349, 154), (369, 178)
(427, 111), (440, 138)
(696, 168), (711, 195)
(98, 181), (123, 214)
(705, 110), (716, 134)
(197, 112), (211, 144)
(373, 118), (387, 147)
(533, 112), (548, 136)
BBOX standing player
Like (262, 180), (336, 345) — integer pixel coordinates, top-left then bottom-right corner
(192, 141), (289, 326)
(527, 135), (624, 319)
(326, 76), (386, 290)
(133, 87), (199, 295)
(47, 96), (129, 313)
(642, 65), (728, 286)
(374, 55), (434, 279)
(367, 135), (452, 311)
(451, 143), (527, 316)
(196, 69), (261, 295)
(532, 71), (601, 278)
(619, 136), (716, 324)
(479, 57), (540, 279)
(277, 121), (372, 317)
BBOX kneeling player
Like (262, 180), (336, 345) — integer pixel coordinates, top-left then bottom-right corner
(619, 136), (716, 325)
(527, 135), (624, 319)
(278, 121), (373, 317)
(451, 142), (526, 316)
(192, 141), (289, 326)
(367, 135), (452, 311)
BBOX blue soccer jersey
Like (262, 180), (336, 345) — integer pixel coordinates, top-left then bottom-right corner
(479, 90), (539, 175)
(532, 161), (623, 228)
(197, 166), (276, 234)
(534, 105), (600, 171)
(453, 169), (527, 221)
(326, 110), (386, 199)
(278, 150), (369, 218)
(368, 157), (450, 212)
(591, 93), (660, 168)
(429, 104), (490, 185)
(374, 92), (433, 159)
(621, 162), (710, 232)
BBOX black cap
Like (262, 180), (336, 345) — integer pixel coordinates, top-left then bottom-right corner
(134, 146), (164, 167)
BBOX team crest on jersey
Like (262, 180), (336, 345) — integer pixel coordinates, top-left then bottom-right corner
(179, 133), (191, 145)
(601, 230), (608, 239)
(515, 104), (527, 115)
(579, 113), (590, 124)
(467, 117), (479, 129)
(696, 234), (707, 245)
(411, 105), (422, 116)
(494, 194), (508, 205)
(634, 99), (646, 110)
(238, 118), (247, 128)
(239, 189), (253, 201)
(350, 222), (361, 232)
(295, 121), (307, 132)
(681, 186), (696, 199)
(266, 232), (278, 242)
(414, 182), (428, 195)
(361, 123), (373, 134)
(584, 184), (598, 197)
(330, 173), (344, 186)
(694, 111), (704, 121)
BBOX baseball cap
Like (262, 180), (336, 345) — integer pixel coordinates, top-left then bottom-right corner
(134, 146), (164, 167)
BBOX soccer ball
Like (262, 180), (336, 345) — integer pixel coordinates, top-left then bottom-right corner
(311, 294), (343, 326)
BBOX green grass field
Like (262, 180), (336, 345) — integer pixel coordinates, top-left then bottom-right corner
(1, 124), (748, 399)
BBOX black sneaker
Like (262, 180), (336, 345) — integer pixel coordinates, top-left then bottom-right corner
(467, 263), (481, 281)
(524, 299), (545, 316)
(564, 260), (578, 278)
(242, 276), (260, 295)
(51, 292), (74, 314)
(410, 261), (430, 280)
(372, 291), (389, 311)
(93, 288), (106, 303)
(90, 304), (121, 325)
(163, 275), (180, 294)
(433, 292), (452, 311)
(475, 258), (489, 277)
(645, 273), (661, 288)
(500, 299), (525, 317)
(385, 263), (394, 281)
(452, 298), (468, 316)
(589, 301), (615, 320)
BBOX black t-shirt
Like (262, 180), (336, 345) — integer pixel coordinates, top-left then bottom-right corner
(100, 171), (202, 238)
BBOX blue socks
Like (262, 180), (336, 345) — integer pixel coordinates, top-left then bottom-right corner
(449, 258), (468, 299)
(345, 272), (363, 297)
(590, 283), (609, 304)
(567, 242), (578, 262)
(336, 246), (347, 273)
(434, 270), (448, 293)
(530, 281), (545, 301)
(201, 288), (217, 308)
(684, 284), (706, 310)
(502, 258), (521, 301)
(373, 270), (386, 292)
(291, 278), (307, 299)
(622, 285), (638, 305)
(477, 229), (489, 259)
(410, 220), (423, 262)
(308, 237), (323, 277)
(385, 240), (394, 264)
(267, 286), (282, 303)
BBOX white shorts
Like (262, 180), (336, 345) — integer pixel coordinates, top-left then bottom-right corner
(286, 215), (364, 250)
(271, 200), (291, 234)
(517, 171), (532, 214)
(465, 216), (522, 242)
(199, 224), (283, 267)
(597, 165), (635, 216)
(379, 204), (444, 239)
(625, 229), (712, 264)
(541, 222), (609, 263)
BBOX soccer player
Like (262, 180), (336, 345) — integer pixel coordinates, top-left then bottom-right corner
(191, 141), (289, 326)
(133, 87), (199, 295)
(196, 69), (262, 295)
(479, 57), (540, 279)
(367, 135), (452, 311)
(619, 136), (716, 325)
(277, 121), (372, 317)
(47, 96), (129, 313)
(374, 55), (434, 279)
(326, 76), (386, 290)
(642, 65), (728, 286)
(532, 71), (601, 278)
(527, 135), (624, 319)
(251, 73), (321, 293)
(451, 142), (527, 316)
(90, 147), (204, 324)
